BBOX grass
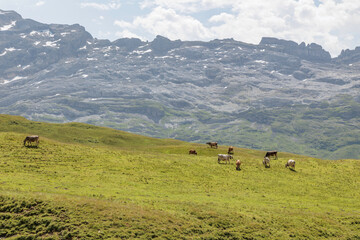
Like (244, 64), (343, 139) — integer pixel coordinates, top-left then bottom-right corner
(0, 114), (360, 239)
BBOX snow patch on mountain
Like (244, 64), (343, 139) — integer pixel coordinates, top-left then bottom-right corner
(254, 60), (268, 64)
(1, 76), (27, 84)
(0, 47), (21, 56)
(30, 30), (54, 38)
(0, 21), (16, 31)
(44, 40), (60, 48)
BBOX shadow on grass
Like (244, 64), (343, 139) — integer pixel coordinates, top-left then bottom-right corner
(24, 145), (39, 149)
(289, 168), (297, 172)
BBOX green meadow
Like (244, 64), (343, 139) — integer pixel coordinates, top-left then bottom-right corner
(0, 114), (359, 239)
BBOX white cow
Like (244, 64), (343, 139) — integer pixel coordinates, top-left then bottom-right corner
(285, 159), (296, 169)
(218, 154), (233, 164)
(263, 157), (270, 168)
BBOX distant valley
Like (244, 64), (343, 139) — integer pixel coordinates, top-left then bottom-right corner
(0, 9), (359, 159)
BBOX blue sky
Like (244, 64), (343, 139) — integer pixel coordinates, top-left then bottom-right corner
(0, 0), (359, 57)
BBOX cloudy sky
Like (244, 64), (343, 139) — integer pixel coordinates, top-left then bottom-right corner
(1, 0), (359, 57)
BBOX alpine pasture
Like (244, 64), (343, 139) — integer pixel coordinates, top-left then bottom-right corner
(0, 114), (359, 239)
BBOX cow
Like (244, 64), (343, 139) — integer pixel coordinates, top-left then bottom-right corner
(206, 142), (218, 149)
(228, 146), (234, 154)
(24, 135), (39, 147)
(263, 157), (270, 168)
(236, 159), (241, 170)
(189, 149), (197, 155)
(218, 154), (233, 164)
(285, 159), (296, 169)
(265, 151), (278, 159)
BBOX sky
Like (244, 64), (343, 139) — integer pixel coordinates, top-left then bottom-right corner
(0, 0), (359, 57)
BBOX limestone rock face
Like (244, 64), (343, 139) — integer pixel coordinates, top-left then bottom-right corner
(260, 37), (331, 62)
(0, 10), (22, 25)
(150, 35), (182, 54)
(336, 47), (360, 64)
(113, 38), (144, 51)
(0, 10), (92, 77)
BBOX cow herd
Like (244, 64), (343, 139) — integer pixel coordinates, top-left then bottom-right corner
(190, 144), (296, 171)
(23, 135), (295, 171)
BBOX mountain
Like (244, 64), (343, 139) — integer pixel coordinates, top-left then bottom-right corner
(1, 9), (360, 159)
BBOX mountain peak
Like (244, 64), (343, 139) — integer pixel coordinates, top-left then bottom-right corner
(336, 46), (360, 64)
(113, 37), (144, 51)
(260, 37), (331, 62)
(150, 35), (182, 54)
(0, 9), (23, 29)
(0, 9), (22, 18)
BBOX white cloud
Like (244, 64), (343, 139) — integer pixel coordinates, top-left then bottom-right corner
(114, 20), (133, 29)
(81, 1), (121, 10)
(209, 13), (234, 24)
(205, 0), (360, 56)
(140, 0), (233, 13)
(36, 1), (45, 7)
(115, 30), (144, 40)
(115, 7), (213, 41)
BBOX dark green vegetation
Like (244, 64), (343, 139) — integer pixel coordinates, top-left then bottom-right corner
(1, 114), (360, 239)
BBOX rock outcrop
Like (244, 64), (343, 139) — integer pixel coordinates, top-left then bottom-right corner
(336, 47), (360, 64)
(260, 37), (331, 62)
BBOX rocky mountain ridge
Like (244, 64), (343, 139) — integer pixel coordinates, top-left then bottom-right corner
(1, 9), (359, 159)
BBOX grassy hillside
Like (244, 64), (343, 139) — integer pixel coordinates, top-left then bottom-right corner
(0, 114), (359, 239)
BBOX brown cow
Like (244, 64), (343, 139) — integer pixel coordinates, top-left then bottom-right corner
(228, 146), (234, 154)
(236, 159), (241, 170)
(24, 135), (39, 146)
(189, 149), (197, 155)
(206, 142), (218, 149)
(264, 151), (278, 159)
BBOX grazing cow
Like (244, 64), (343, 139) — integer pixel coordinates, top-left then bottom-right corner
(263, 157), (270, 168)
(228, 146), (234, 154)
(24, 135), (39, 146)
(189, 149), (197, 155)
(236, 159), (241, 170)
(218, 154), (233, 164)
(285, 159), (296, 169)
(206, 142), (218, 149)
(265, 151), (278, 159)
